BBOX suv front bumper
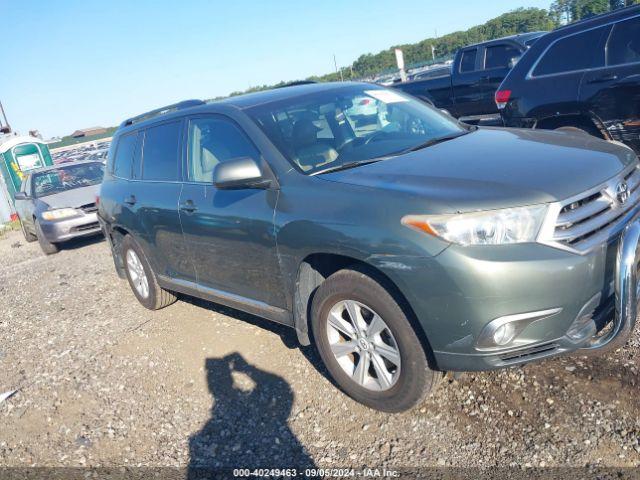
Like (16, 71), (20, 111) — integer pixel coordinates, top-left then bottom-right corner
(373, 218), (640, 372)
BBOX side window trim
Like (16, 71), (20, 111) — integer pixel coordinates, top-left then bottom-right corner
(184, 113), (262, 185)
(527, 19), (632, 79)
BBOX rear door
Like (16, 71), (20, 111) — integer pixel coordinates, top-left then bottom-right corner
(525, 26), (609, 121)
(580, 15), (640, 153)
(178, 114), (284, 308)
(451, 47), (485, 117)
(132, 120), (196, 282)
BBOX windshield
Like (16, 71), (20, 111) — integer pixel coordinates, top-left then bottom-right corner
(32, 162), (104, 198)
(247, 85), (466, 174)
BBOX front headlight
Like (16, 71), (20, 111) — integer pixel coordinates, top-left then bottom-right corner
(401, 205), (548, 246)
(41, 208), (80, 221)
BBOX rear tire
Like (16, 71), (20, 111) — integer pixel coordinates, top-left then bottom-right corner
(122, 235), (176, 310)
(35, 220), (59, 255)
(311, 267), (441, 412)
(20, 218), (37, 243)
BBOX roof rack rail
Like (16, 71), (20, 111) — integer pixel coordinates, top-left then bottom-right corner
(275, 80), (317, 88)
(120, 99), (205, 128)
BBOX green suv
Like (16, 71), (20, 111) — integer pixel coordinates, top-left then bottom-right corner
(98, 82), (639, 412)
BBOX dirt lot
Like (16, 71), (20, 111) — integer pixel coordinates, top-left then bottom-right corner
(0, 229), (638, 470)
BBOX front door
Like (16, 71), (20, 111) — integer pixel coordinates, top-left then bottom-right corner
(178, 115), (284, 308)
(581, 17), (640, 153)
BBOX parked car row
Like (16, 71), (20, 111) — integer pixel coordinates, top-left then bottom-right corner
(51, 140), (111, 164)
(96, 81), (638, 412)
(498, 5), (640, 154)
(392, 31), (548, 122)
(391, 6), (640, 154)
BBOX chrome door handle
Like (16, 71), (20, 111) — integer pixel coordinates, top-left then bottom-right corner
(180, 200), (197, 213)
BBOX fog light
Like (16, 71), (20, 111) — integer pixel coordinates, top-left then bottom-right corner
(493, 323), (516, 345)
(475, 308), (563, 351)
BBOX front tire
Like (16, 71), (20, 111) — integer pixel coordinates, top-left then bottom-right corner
(311, 268), (441, 412)
(20, 218), (37, 243)
(35, 220), (59, 255)
(121, 235), (176, 310)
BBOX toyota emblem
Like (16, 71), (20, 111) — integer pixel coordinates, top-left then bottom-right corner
(616, 182), (630, 205)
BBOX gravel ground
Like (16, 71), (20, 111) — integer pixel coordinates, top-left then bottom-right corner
(0, 229), (638, 469)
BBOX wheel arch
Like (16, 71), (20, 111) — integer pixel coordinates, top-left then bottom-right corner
(106, 224), (131, 279)
(535, 113), (610, 139)
(293, 252), (440, 370)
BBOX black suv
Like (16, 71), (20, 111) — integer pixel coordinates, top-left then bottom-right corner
(498, 5), (640, 153)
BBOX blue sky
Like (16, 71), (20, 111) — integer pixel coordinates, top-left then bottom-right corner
(1, 0), (552, 138)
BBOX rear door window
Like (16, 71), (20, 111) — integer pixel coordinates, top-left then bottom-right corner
(460, 49), (478, 72)
(113, 133), (137, 179)
(141, 121), (181, 181)
(606, 16), (640, 66)
(533, 27), (607, 76)
(484, 44), (521, 69)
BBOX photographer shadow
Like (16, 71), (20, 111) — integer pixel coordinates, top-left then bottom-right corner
(188, 352), (316, 477)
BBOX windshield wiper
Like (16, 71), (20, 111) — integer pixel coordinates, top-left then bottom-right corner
(401, 131), (470, 154)
(312, 158), (384, 176)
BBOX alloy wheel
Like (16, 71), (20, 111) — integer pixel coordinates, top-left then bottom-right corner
(126, 249), (149, 299)
(326, 300), (401, 391)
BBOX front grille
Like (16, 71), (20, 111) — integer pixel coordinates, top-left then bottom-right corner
(549, 165), (640, 253)
(72, 222), (100, 232)
(79, 203), (98, 213)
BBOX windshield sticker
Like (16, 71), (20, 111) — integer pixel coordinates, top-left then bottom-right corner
(364, 90), (409, 104)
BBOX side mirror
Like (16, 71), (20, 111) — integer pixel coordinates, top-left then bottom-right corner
(213, 157), (272, 190)
(14, 191), (29, 200)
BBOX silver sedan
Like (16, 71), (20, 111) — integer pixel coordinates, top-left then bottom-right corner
(14, 161), (104, 254)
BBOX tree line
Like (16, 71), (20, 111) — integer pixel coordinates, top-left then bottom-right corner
(217, 1), (638, 99)
(550, 0), (638, 24)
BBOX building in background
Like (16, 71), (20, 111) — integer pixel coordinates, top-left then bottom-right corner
(71, 126), (107, 138)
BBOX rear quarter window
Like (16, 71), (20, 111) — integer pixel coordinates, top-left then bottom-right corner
(112, 133), (137, 179)
(460, 49), (478, 72)
(484, 44), (521, 69)
(606, 15), (640, 66)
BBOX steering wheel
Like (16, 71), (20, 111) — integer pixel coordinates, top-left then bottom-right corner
(364, 130), (390, 145)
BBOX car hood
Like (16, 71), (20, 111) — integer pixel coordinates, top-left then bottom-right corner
(320, 128), (638, 212)
(39, 184), (100, 209)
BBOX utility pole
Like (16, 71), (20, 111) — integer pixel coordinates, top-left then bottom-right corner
(395, 49), (407, 83)
(0, 101), (10, 134)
